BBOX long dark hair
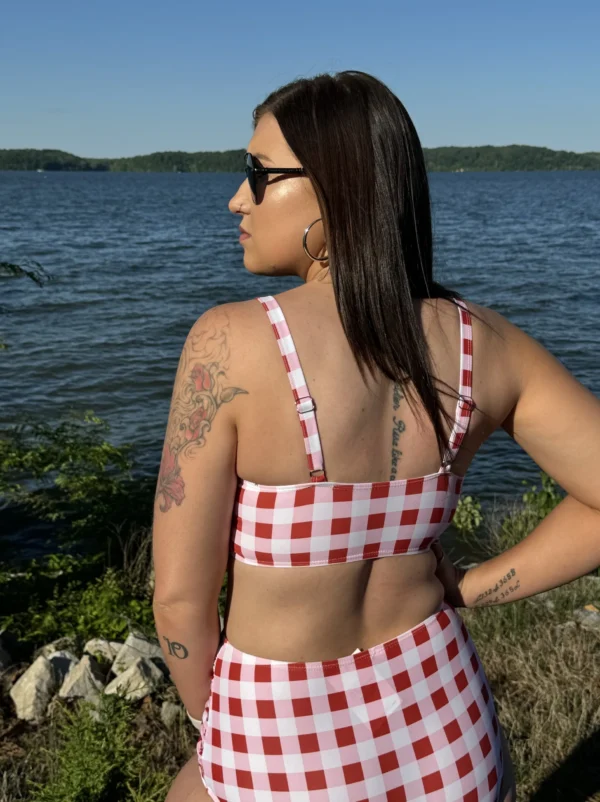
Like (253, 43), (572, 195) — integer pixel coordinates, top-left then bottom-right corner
(253, 70), (491, 464)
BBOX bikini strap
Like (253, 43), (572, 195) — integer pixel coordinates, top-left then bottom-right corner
(257, 296), (327, 482)
(440, 298), (476, 472)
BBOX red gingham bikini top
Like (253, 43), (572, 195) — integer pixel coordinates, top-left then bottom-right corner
(230, 295), (476, 568)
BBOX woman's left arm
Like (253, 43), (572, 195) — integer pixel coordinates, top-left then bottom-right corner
(455, 495), (600, 609)
(152, 304), (247, 721)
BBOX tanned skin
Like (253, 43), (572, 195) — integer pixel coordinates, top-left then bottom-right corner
(155, 309), (247, 514)
(153, 309), (247, 684)
(389, 382), (406, 481)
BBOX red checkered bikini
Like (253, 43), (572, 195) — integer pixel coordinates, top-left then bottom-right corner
(197, 296), (504, 801)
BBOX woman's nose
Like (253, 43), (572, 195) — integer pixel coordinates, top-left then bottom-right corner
(228, 186), (245, 214)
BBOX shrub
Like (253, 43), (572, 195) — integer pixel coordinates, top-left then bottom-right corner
(452, 495), (483, 536)
(26, 694), (171, 802)
(0, 558), (154, 653)
(0, 411), (138, 545)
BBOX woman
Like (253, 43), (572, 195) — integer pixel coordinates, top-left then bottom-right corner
(153, 71), (600, 802)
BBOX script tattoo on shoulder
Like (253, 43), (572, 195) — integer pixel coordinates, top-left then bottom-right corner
(155, 309), (248, 513)
(390, 382), (406, 481)
(473, 568), (520, 607)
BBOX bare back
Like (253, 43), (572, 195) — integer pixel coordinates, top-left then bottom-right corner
(224, 281), (517, 661)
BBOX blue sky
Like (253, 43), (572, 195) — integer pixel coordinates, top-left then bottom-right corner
(1, 0), (598, 158)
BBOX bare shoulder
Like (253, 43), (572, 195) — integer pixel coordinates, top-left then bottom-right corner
(424, 297), (533, 435)
(422, 296), (508, 384)
(433, 297), (600, 510)
(186, 298), (268, 398)
(190, 299), (263, 355)
(424, 296), (503, 341)
(181, 300), (261, 411)
(426, 296), (528, 368)
(192, 298), (259, 328)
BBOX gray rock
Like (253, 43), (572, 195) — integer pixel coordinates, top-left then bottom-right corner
(83, 638), (123, 663)
(104, 656), (164, 701)
(9, 655), (58, 722)
(111, 632), (166, 676)
(45, 650), (79, 686)
(59, 654), (106, 701)
(36, 637), (78, 660)
(573, 606), (600, 631)
(161, 700), (183, 728)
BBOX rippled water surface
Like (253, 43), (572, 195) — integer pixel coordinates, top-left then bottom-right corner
(1, 170), (599, 550)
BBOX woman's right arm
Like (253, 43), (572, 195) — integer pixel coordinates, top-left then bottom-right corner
(460, 307), (600, 608)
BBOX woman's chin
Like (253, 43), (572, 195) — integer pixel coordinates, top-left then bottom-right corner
(241, 257), (282, 277)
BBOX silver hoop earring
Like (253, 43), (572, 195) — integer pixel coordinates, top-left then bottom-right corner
(303, 218), (328, 262)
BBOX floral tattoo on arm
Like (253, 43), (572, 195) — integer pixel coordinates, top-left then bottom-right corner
(155, 309), (248, 513)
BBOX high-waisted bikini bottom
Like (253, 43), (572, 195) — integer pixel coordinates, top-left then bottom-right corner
(196, 601), (503, 801)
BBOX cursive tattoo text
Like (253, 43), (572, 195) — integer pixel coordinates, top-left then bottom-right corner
(390, 383), (406, 480)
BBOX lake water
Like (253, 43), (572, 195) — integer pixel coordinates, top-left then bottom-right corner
(1, 170), (599, 554)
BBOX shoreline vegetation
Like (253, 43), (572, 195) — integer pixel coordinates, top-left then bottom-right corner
(1, 145), (600, 173)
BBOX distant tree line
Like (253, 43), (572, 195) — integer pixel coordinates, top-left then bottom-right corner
(425, 145), (600, 172)
(1, 145), (599, 173)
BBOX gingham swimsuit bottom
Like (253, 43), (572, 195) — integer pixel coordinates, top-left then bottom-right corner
(196, 296), (504, 801)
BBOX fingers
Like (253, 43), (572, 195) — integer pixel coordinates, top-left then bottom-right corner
(430, 540), (445, 564)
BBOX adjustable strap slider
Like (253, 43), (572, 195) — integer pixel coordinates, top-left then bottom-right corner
(459, 394), (476, 411)
(295, 396), (316, 414)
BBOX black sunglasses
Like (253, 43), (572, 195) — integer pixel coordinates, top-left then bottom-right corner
(244, 151), (306, 204)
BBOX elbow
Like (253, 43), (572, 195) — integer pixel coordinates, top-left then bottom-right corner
(152, 596), (221, 633)
(152, 594), (201, 613)
(152, 596), (175, 612)
(152, 576), (223, 611)
(152, 593), (215, 618)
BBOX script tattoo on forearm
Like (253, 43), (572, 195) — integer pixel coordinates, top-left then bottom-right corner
(162, 635), (189, 659)
(155, 309), (248, 512)
(390, 383), (406, 480)
(473, 567), (521, 607)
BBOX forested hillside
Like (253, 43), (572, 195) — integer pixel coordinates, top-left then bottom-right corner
(1, 145), (599, 172)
